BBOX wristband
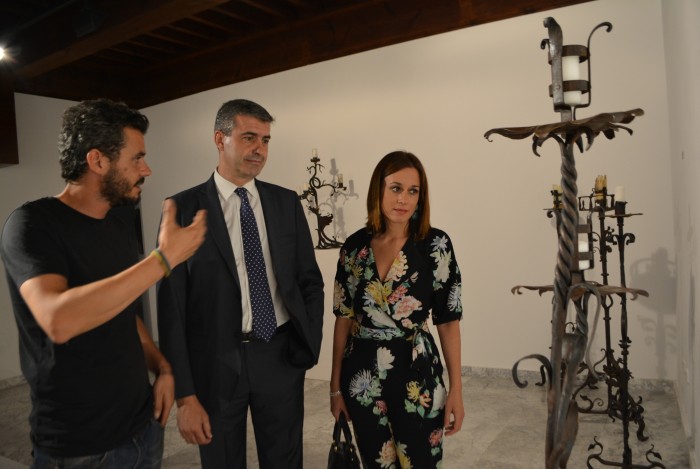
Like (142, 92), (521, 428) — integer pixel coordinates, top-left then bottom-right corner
(152, 248), (172, 277)
(329, 390), (342, 397)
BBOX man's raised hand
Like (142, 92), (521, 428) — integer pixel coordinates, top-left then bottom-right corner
(157, 199), (207, 268)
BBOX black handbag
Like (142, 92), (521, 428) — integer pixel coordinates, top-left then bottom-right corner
(328, 414), (362, 469)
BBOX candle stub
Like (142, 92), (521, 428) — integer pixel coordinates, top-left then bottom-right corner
(614, 185), (625, 202)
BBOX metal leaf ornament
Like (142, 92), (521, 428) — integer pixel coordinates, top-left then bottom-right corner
(484, 109), (644, 156)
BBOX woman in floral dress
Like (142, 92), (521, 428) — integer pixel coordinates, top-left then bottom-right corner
(330, 151), (464, 468)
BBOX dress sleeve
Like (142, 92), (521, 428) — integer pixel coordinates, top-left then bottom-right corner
(333, 244), (357, 319)
(427, 230), (462, 325)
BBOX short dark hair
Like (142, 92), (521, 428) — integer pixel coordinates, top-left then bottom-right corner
(366, 151), (431, 240)
(214, 99), (274, 135)
(57, 99), (149, 182)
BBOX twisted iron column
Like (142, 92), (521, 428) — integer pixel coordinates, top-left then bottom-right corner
(547, 137), (582, 467)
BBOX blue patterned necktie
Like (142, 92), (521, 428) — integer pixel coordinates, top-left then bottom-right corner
(235, 187), (277, 342)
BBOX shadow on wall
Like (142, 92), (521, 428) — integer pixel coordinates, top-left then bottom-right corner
(629, 248), (676, 379)
(327, 158), (360, 245)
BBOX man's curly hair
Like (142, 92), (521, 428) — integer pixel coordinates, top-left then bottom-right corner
(58, 99), (149, 182)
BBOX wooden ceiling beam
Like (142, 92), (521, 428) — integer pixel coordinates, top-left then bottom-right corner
(12, 0), (230, 79)
(186, 15), (238, 34)
(238, 0), (286, 18)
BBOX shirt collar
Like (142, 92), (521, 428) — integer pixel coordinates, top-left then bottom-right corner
(213, 170), (259, 201)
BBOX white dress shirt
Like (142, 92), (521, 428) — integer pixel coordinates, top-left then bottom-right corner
(214, 170), (290, 333)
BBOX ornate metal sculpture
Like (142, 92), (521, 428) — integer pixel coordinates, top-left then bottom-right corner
(485, 18), (663, 469)
(298, 149), (347, 249)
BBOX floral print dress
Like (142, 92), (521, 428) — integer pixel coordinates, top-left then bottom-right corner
(333, 227), (462, 469)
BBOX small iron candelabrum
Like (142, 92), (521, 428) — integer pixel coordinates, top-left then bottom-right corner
(298, 149), (346, 249)
(587, 198), (664, 469)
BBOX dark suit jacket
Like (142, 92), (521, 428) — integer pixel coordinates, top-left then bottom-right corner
(157, 175), (324, 414)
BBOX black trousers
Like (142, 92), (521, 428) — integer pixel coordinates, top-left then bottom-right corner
(199, 329), (305, 469)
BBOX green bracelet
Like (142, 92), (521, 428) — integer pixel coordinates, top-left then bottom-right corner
(152, 248), (172, 277)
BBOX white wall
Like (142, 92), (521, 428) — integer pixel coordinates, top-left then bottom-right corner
(0, 95), (74, 379)
(662, 0), (700, 466)
(0, 0), (678, 393)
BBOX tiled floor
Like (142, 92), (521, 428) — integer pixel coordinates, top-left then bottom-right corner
(0, 369), (690, 468)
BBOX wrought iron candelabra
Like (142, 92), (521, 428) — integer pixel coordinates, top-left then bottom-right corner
(552, 183), (664, 468)
(298, 149), (346, 249)
(485, 17), (663, 469)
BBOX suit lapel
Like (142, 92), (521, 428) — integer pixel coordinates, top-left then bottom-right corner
(202, 176), (241, 288)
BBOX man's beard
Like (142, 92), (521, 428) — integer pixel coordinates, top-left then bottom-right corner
(101, 168), (144, 207)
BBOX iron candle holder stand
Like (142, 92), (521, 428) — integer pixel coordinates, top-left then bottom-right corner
(580, 197), (649, 435)
(586, 202), (664, 469)
(550, 191), (661, 469)
(486, 16), (663, 469)
(575, 192), (618, 415)
(298, 150), (346, 249)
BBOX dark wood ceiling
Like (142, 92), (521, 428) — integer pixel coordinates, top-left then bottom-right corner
(0, 0), (592, 165)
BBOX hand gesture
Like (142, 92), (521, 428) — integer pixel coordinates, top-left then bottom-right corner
(157, 199), (207, 267)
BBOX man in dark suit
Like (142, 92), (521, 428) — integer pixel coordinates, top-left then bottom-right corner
(157, 99), (324, 468)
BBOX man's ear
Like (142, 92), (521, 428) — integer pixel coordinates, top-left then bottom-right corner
(214, 131), (224, 151)
(86, 149), (108, 174)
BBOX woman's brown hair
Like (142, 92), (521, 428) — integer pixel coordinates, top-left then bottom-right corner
(365, 150), (431, 240)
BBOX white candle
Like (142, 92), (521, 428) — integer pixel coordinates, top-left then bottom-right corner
(552, 184), (562, 193)
(562, 55), (582, 106)
(338, 174), (343, 185)
(615, 185), (626, 202)
(303, 182), (310, 191)
(312, 148), (318, 158)
(578, 239), (590, 270)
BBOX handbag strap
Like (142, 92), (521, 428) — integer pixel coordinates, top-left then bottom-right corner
(333, 413), (354, 445)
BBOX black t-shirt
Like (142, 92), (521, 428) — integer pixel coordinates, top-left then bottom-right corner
(0, 197), (152, 457)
